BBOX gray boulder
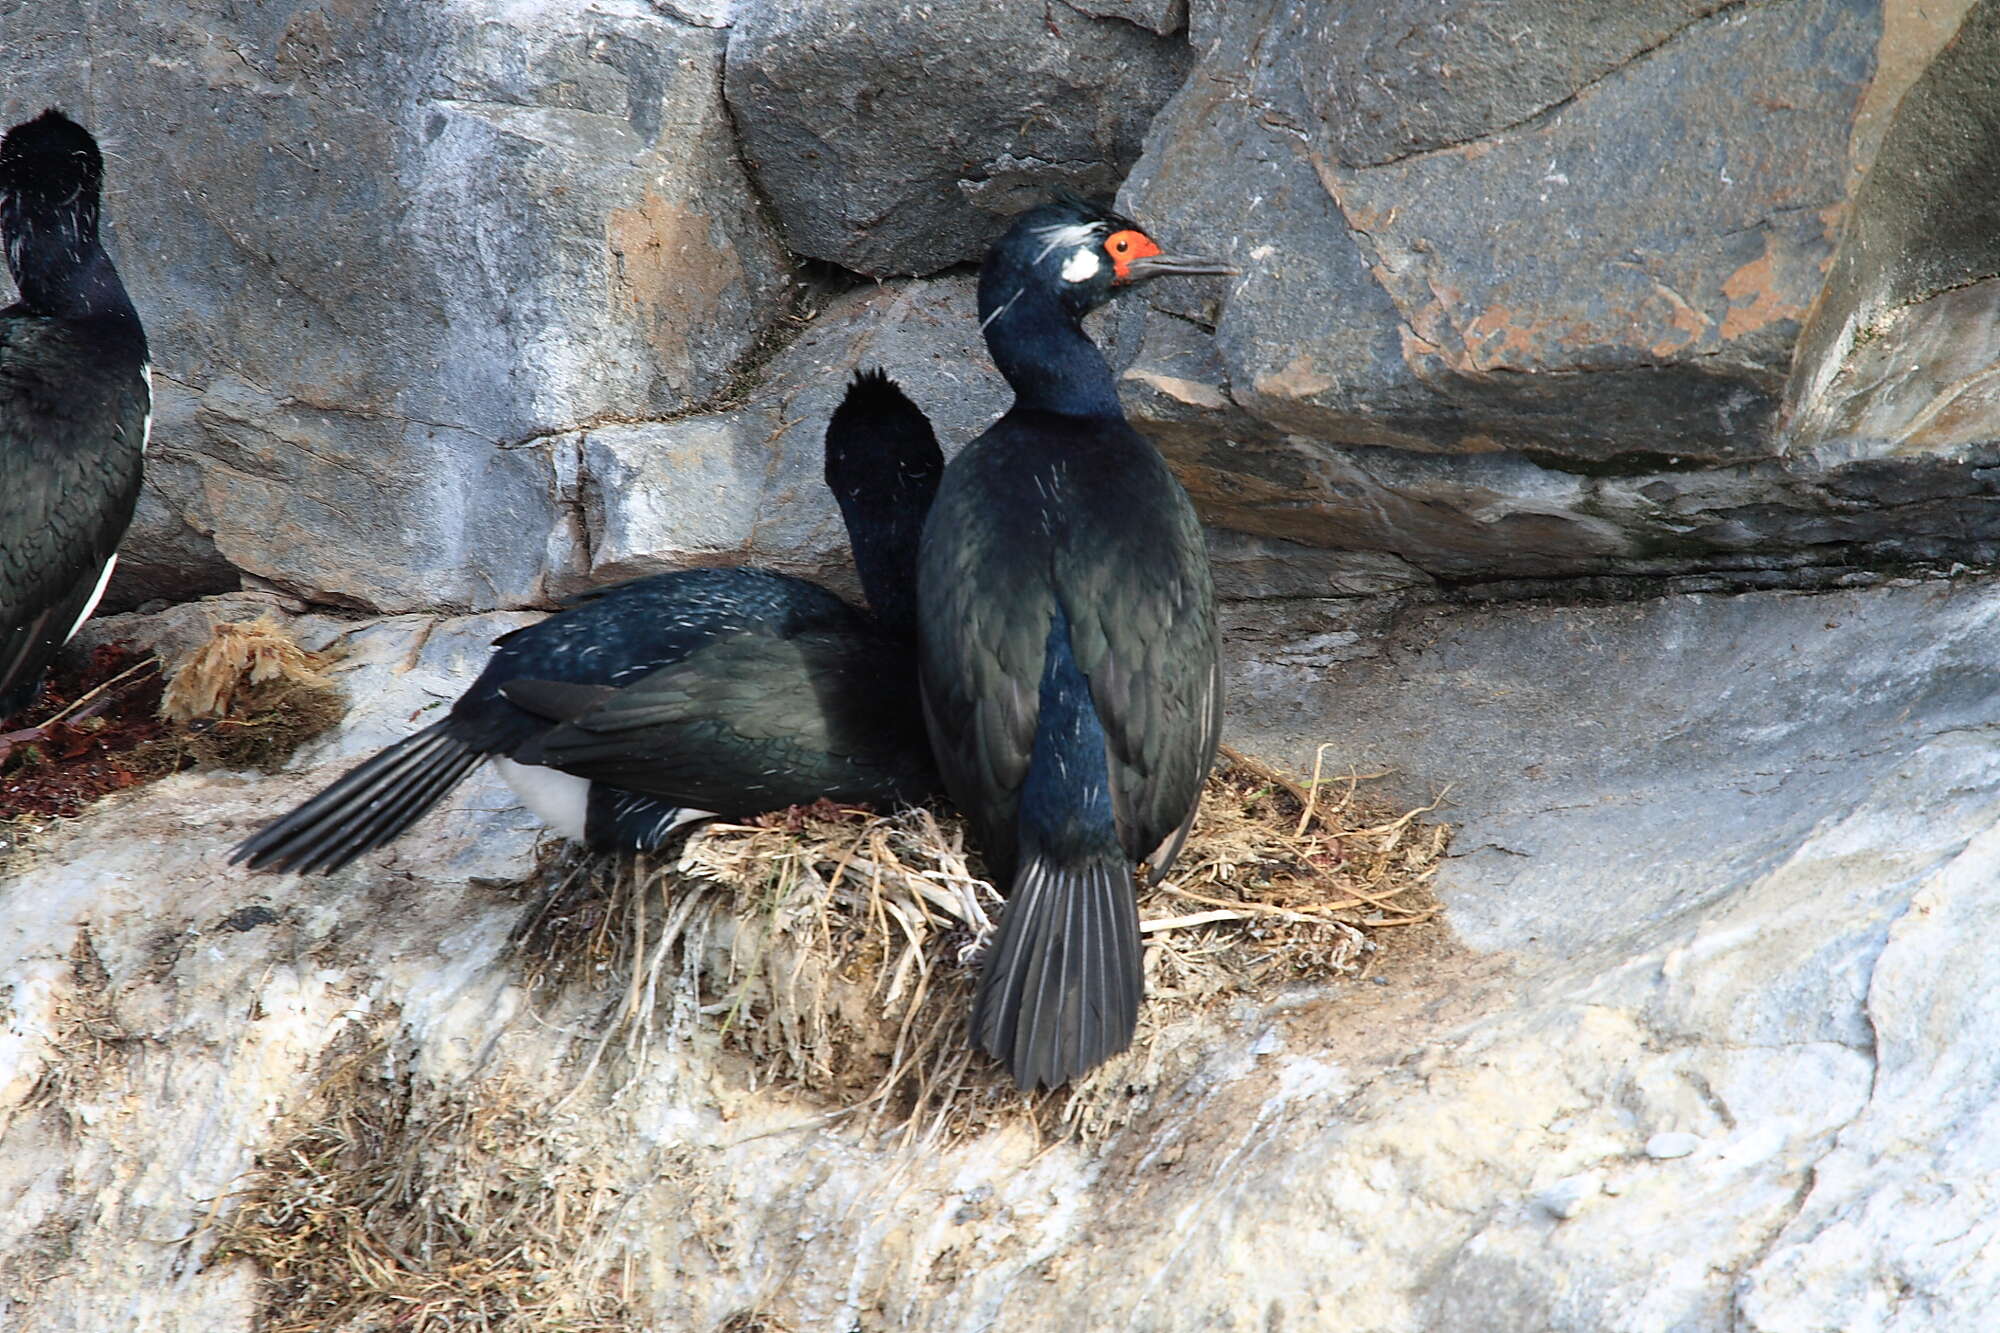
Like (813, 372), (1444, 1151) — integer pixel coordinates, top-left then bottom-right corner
(1099, 0), (2000, 584)
(6, 0), (791, 613)
(725, 0), (1193, 275)
(1787, 5), (2000, 449)
(569, 275), (1012, 591)
(1125, 0), (1875, 467)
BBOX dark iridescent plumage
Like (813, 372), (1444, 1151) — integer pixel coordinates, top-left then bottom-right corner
(916, 200), (1231, 1088)
(234, 371), (942, 873)
(0, 110), (149, 719)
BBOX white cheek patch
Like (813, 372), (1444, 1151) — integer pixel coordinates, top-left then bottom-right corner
(1060, 248), (1102, 283)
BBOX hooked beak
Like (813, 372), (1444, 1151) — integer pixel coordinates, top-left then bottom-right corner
(1119, 252), (1239, 283)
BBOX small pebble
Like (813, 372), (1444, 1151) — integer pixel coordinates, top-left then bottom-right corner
(1646, 1132), (1701, 1160)
(1373, 976), (1390, 986)
(1534, 1173), (1600, 1220)
(1250, 1027), (1283, 1056)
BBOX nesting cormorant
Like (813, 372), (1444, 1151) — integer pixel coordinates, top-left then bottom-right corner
(916, 200), (1235, 1088)
(234, 370), (941, 873)
(0, 109), (150, 720)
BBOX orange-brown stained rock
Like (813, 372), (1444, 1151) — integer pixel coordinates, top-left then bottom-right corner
(1463, 303), (1543, 371)
(1720, 238), (1808, 343)
(1644, 280), (1712, 360)
(1254, 352), (1337, 402)
(607, 188), (745, 390)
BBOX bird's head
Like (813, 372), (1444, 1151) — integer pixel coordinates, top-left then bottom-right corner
(977, 196), (1235, 331)
(0, 109), (103, 208)
(824, 368), (945, 636)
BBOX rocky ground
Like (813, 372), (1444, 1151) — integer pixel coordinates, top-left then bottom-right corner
(6, 572), (2000, 1331)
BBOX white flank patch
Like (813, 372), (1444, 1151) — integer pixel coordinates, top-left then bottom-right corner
(493, 757), (590, 840)
(1060, 248), (1102, 283)
(63, 555), (117, 643)
(140, 362), (152, 454)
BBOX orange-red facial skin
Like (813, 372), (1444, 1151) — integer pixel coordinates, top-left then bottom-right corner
(1104, 229), (1162, 283)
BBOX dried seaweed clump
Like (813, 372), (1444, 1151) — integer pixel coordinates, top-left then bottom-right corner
(156, 616), (344, 771)
(1, 645), (168, 862)
(517, 748), (1448, 1146)
(210, 1038), (646, 1333)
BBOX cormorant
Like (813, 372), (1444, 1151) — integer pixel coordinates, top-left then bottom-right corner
(916, 199), (1234, 1088)
(234, 370), (941, 872)
(0, 109), (149, 720)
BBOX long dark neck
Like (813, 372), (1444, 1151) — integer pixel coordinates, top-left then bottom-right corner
(846, 501), (926, 642)
(3, 196), (138, 326)
(982, 287), (1123, 420)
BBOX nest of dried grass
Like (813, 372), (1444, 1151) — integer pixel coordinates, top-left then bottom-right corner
(210, 1036), (650, 1333)
(210, 748), (1447, 1333)
(516, 746), (1448, 1147)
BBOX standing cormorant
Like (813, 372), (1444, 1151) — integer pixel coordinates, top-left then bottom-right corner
(917, 199), (1235, 1088)
(234, 370), (941, 873)
(0, 109), (150, 720)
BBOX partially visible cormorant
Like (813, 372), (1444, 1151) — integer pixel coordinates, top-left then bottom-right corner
(0, 109), (150, 720)
(234, 370), (941, 873)
(916, 199), (1235, 1088)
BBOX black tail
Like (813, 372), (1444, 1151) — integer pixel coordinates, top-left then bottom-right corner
(231, 721), (486, 874)
(970, 850), (1143, 1090)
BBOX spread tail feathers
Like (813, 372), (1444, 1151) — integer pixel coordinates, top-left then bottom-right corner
(970, 851), (1143, 1090)
(231, 721), (485, 874)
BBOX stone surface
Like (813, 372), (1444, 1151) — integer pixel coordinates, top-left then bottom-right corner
(570, 276), (1013, 590)
(1787, 280), (2000, 449)
(1066, 0), (1190, 36)
(1647, 1132), (1702, 1160)
(1787, 3), (2000, 450)
(1082, 0), (2000, 585)
(11, 0), (2000, 616)
(6, 0), (791, 613)
(7, 574), (2000, 1330)
(1124, 0), (1875, 467)
(724, 0), (1193, 275)
(1306, 1), (1736, 169)
(1225, 573), (2000, 978)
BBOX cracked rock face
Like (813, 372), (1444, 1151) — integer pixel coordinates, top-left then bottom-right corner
(724, 0), (1194, 275)
(7, 574), (2000, 1329)
(13, 0), (2000, 611)
(1786, 4), (2000, 451)
(1125, 0), (1874, 467)
(7, 0), (790, 613)
(567, 276), (1012, 591)
(1081, 0), (2000, 583)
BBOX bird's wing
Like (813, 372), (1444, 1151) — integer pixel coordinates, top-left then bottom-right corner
(915, 493), (1050, 882)
(0, 315), (147, 710)
(503, 629), (933, 814)
(1052, 450), (1221, 872)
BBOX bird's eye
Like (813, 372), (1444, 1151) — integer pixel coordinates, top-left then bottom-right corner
(1103, 228), (1163, 281)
